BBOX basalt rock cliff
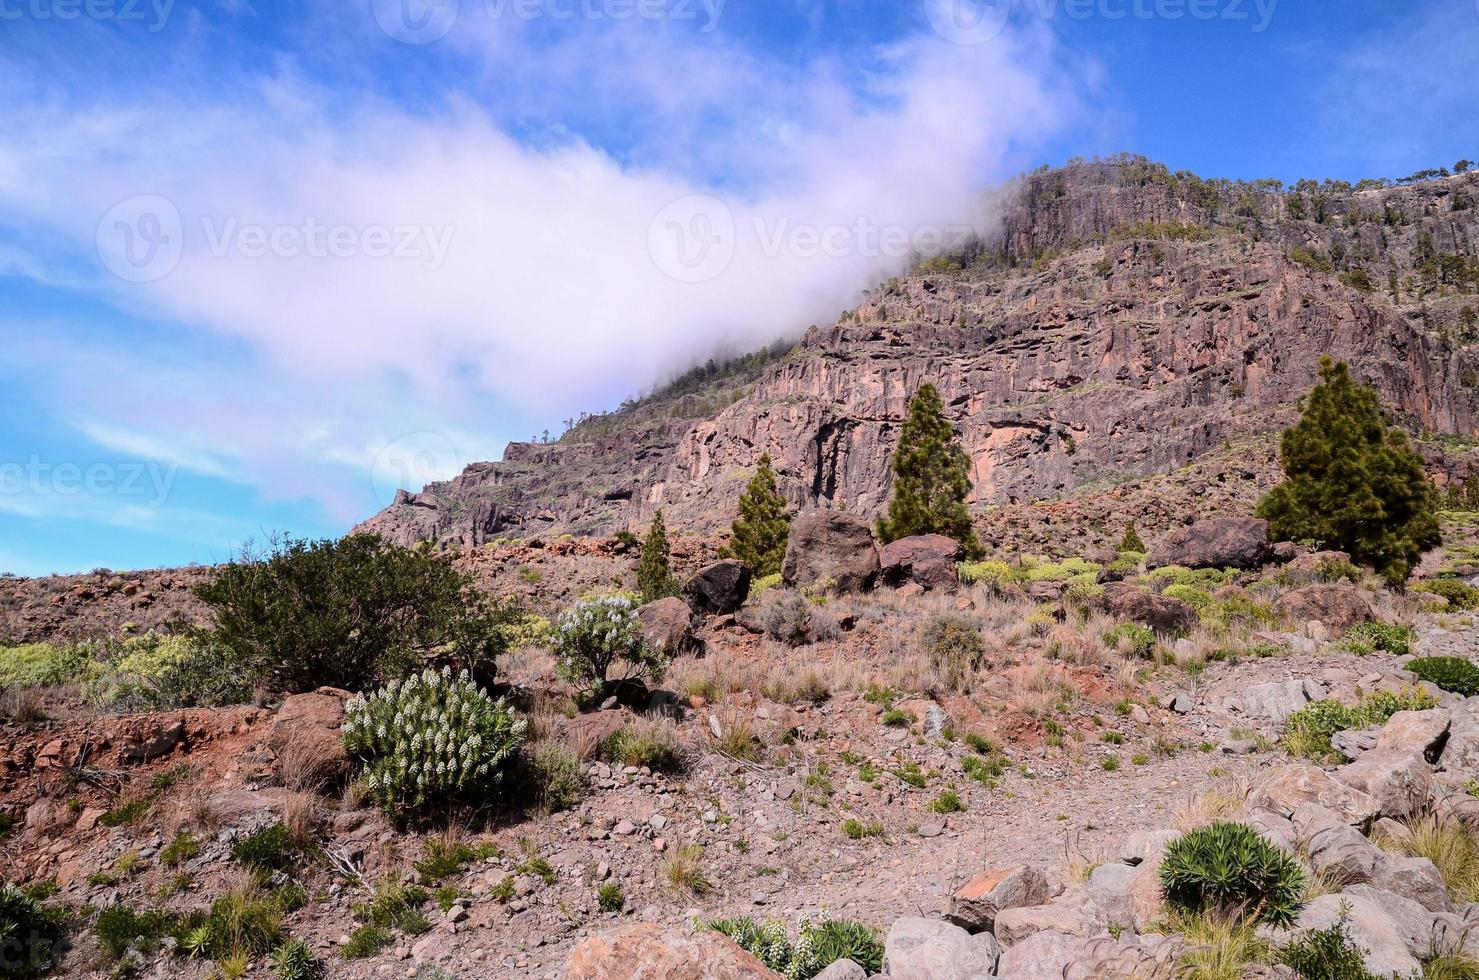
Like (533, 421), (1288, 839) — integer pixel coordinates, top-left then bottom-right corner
(357, 158), (1479, 548)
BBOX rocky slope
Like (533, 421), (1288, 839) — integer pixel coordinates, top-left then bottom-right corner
(357, 158), (1479, 548)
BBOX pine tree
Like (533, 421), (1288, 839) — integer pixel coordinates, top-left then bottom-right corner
(636, 510), (677, 602)
(1256, 358), (1441, 584)
(1119, 523), (1146, 554)
(727, 454), (791, 577)
(1465, 463), (1479, 510)
(877, 383), (984, 558)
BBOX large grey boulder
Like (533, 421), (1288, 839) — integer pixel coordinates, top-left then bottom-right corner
(781, 511), (879, 594)
(1291, 802), (1382, 884)
(882, 917), (998, 980)
(1280, 893), (1421, 977)
(1273, 584), (1376, 633)
(1085, 863), (1136, 929)
(1334, 749), (1433, 820)
(1227, 679), (1324, 724)
(1376, 709), (1451, 762)
(1247, 765), (1381, 827)
(1147, 515), (1271, 570)
(1342, 884), (1439, 958)
(994, 932), (1093, 980)
(992, 904), (1099, 946)
(811, 960), (867, 980)
(1372, 856), (1452, 913)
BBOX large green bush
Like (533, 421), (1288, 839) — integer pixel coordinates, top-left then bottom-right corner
(0, 643), (87, 689)
(1409, 657), (1479, 696)
(1413, 578), (1479, 610)
(0, 884), (64, 977)
(1276, 914), (1379, 979)
(192, 534), (523, 693)
(85, 634), (249, 709)
(1159, 822), (1306, 927)
(551, 595), (667, 698)
(342, 668), (527, 815)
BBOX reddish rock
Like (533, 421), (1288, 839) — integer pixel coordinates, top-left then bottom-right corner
(1274, 584), (1376, 632)
(1099, 582), (1198, 634)
(1148, 516), (1271, 570)
(879, 534), (964, 591)
(947, 864), (1050, 932)
(636, 597), (697, 656)
(562, 924), (780, 979)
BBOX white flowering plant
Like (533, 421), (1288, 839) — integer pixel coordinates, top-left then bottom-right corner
(550, 595), (667, 698)
(341, 667), (527, 815)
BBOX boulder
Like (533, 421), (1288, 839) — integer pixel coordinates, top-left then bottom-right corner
(636, 597), (697, 657)
(685, 560), (751, 615)
(1085, 863), (1136, 928)
(810, 961), (866, 980)
(562, 924), (780, 979)
(1333, 749), (1433, 820)
(1147, 516), (1271, 570)
(1372, 856), (1452, 913)
(781, 511), (879, 594)
(879, 535), (964, 592)
(1282, 549), (1354, 576)
(1099, 581), (1198, 634)
(947, 865), (1051, 932)
(1273, 584), (1376, 633)
(1118, 829), (1179, 865)
(1247, 765), (1380, 827)
(1227, 679), (1325, 724)
(882, 917), (999, 980)
(1342, 884), (1439, 957)
(1291, 803), (1382, 884)
(992, 904), (1099, 945)
(994, 932), (1093, 979)
(118, 720), (186, 763)
(1439, 722), (1479, 775)
(1280, 893), (1421, 978)
(267, 687), (351, 784)
(1126, 859), (1165, 931)
(1376, 710), (1451, 762)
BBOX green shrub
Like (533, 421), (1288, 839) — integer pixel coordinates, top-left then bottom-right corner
(1276, 911), (1378, 979)
(192, 533), (523, 694)
(525, 742), (584, 813)
(842, 818), (884, 840)
(919, 615), (986, 688)
(161, 831), (201, 867)
(1103, 623), (1157, 657)
(342, 924), (391, 959)
(1409, 657), (1479, 696)
(94, 904), (181, 959)
(271, 939), (324, 980)
(1159, 822), (1306, 926)
(413, 839), (475, 885)
(751, 572), (782, 595)
(233, 823), (296, 873)
(957, 560), (1013, 589)
(1312, 557), (1362, 583)
(1414, 578), (1479, 610)
(596, 882), (624, 913)
(0, 644), (87, 689)
(708, 916), (883, 980)
(352, 881), (430, 936)
(178, 891), (285, 961)
(601, 720), (683, 772)
(1345, 622), (1416, 656)
(87, 633), (250, 709)
(636, 510), (682, 602)
(1284, 688), (1437, 762)
(0, 884), (64, 976)
(343, 668), (526, 815)
(1163, 583), (1213, 610)
(929, 789), (966, 814)
(551, 595), (667, 698)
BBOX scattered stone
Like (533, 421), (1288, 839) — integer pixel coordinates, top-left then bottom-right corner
(992, 904), (1099, 945)
(636, 597), (697, 657)
(1100, 582), (1198, 633)
(811, 960), (866, 980)
(1273, 584), (1376, 633)
(1334, 749), (1433, 820)
(1247, 765), (1381, 827)
(1376, 710), (1451, 762)
(1227, 679), (1324, 724)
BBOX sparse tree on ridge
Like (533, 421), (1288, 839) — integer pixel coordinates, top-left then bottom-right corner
(1256, 358), (1440, 584)
(726, 454), (792, 577)
(877, 383), (984, 559)
(637, 509), (679, 601)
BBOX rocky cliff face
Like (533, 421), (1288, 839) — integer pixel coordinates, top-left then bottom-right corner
(356, 159), (1479, 548)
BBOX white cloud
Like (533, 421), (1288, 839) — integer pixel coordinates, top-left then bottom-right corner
(0, 13), (1079, 520)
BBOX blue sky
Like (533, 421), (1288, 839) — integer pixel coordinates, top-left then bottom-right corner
(0, 0), (1475, 576)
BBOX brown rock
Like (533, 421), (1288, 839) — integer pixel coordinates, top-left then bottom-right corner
(1284, 550), (1354, 577)
(1147, 516), (1271, 570)
(1334, 750), (1433, 820)
(1274, 584), (1376, 633)
(562, 924), (781, 979)
(947, 864), (1050, 932)
(1099, 581), (1198, 633)
(1248, 765), (1381, 827)
(684, 560), (751, 614)
(636, 597), (697, 656)
(879, 534), (964, 591)
(781, 511), (879, 593)
(268, 687), (351, 785)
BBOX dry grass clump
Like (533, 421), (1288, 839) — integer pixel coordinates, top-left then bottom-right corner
(1173, 780), (1250, 832)
(1170, 909), (1272, 980)
(279, 791), (321, 849)
(1375, 815), (1479, 902)
(709, 709), (767, 762)
(277, 736), (344, 793)
(663, 844), (711, 897)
